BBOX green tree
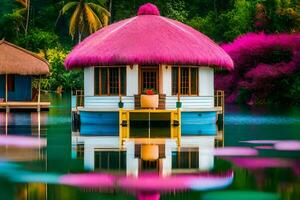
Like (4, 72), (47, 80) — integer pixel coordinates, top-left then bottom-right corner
(163, 0), (188, 22)
(60, 0), (110, 41)
(44, 48), (83, 91)
(15, 28), (60, 59)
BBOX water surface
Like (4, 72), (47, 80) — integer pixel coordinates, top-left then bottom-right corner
(0, 94), (299, 200)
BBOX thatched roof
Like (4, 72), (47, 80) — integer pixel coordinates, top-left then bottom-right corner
(65, 3), (234, 70)
(0, 40), (50, 75)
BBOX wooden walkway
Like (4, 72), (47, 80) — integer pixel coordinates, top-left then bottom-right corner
(0, 101), (50, 110)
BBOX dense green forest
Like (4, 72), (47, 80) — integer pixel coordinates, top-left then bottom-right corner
(0, 0), (299, 103)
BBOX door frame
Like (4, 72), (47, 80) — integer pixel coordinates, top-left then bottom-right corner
(138, 66), (160, 94)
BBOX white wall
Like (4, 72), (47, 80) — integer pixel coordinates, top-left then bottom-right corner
(162, 65), (172, 96)
(84, 67), (95, 96)
(126, 65), (138, 96)
(84, 96), (134, 110)
(199, 67), (214, 96)
(165, 96), (214, 109)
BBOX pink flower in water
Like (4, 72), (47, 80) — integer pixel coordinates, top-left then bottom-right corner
(226, 157), (293, 169)
(214, 147), (258, 156)
(0, 135), (46, 148)
(59, 173), (115, 189)
(274, 141), (300, 151)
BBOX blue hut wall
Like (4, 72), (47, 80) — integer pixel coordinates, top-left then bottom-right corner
(0, 75), (32, 101)
(79, 111), (119, 136)
(78, 110), (218, 137)
(181, 111), (217, 136)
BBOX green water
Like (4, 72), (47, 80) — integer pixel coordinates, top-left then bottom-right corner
(0, 94), (299, 200)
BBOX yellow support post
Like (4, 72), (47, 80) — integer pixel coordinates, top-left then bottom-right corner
(119, 108), (123, 148)
(177, 108), (181, 147)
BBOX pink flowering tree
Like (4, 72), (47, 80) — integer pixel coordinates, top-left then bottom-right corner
(216, 33), (300, 105)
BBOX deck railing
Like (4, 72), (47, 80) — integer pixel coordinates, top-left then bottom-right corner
(214, 90), (224, 114)
(74, 90), (84, 108)
(214, 90), (225, 146)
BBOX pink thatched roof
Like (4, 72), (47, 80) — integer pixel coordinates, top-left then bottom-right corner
(0, 40), (49, 75)
(65, 3), (234, 70)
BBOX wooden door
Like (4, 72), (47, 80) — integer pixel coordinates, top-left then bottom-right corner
(140, 66), (159, 93)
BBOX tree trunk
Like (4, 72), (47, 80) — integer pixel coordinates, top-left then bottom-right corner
(25, 0), (30, 35)
(109, 0), (112, 24)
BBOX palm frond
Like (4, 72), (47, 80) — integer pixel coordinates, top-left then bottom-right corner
(15, 8), (27, 16)
(87, 2), (110, 17)
(61, 2), (78, 15)
(69, 4), (81, 38)
(84, 4), (102, 33)
(16, 0), (27, 8)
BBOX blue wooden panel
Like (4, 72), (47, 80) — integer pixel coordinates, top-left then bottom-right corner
(80, 124), (119, 136)
(181, 111), (217, 135)
(0, 75), (32, 101)
(79, 111), (119, 125)
(181, 112), (217, 124)
(182, 123), (217, 135)
(79, 111), (119, 136)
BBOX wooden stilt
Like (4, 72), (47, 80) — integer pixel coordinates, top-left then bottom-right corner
(37, 75), (41, 112)
(5, 74), (9, 112)
(177, 66), (181, 147)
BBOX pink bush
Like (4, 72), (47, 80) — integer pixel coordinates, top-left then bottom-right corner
(217, 33), (300, 104)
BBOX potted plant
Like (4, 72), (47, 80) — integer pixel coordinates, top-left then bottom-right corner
(140, 88), (159, 109)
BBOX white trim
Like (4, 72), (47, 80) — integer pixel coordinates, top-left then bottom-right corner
(84, 67), (94, 96)
(126, 65), (138, 96)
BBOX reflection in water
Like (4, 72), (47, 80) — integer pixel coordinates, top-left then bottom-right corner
(0, 135), (46, 148)
(202, 190), (280, 200)
(214, 147), (258, 156)
(225, 157), (294, 169)
(59, 173), (115, 189)
(0, 95), (299, 199)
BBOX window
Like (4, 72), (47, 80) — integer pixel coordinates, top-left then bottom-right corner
(140, 66), (159, 92)
(94, 67), (126, 96)
(7, 75), (15, 92)
(172, 67), (198, 95)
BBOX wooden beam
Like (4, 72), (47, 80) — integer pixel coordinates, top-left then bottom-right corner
(38, 75), (41, 111)
(118, 67), (121, 97)
(107, 68), (110, 96)
(177, 65), (181, 102)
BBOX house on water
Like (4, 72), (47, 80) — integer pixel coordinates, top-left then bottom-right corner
(67, 3), (233, 175)
(0, 40), (50, 111)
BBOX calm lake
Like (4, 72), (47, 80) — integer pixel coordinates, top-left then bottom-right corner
(0, 93), (299, 200)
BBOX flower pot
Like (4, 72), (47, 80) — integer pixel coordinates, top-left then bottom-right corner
(141, 144), (159, 161)
(140, 94), (159, 109)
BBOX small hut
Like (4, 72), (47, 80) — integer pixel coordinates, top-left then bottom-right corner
(0, 40), (50, 111)
(66, 3), (233, 144)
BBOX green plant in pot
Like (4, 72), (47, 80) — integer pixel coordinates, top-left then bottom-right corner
(140, 88), (159, 109)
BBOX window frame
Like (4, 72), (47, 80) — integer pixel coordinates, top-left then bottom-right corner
(171, 66), (199, 96)
(139, 66), (160, 94)
(94, 67), (126, 96)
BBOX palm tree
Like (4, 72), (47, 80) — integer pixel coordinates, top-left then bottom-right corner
(60, 0), (110, 41)
(16, 0), (30, 35)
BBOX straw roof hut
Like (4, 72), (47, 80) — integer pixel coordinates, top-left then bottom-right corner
(65, 3), (233, 70)
(0, 40), (49, 75)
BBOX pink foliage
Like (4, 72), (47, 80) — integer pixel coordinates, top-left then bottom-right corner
(217, 33), (300, 104)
